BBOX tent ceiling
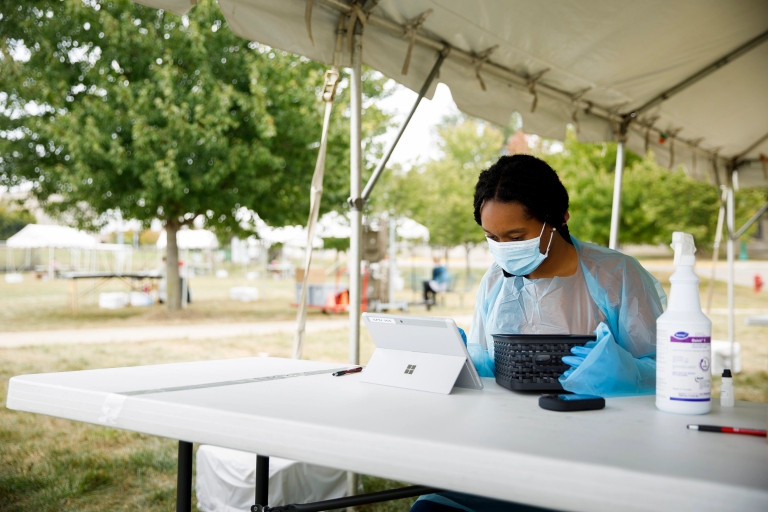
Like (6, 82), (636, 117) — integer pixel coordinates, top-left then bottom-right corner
(135, 0), (768, 186)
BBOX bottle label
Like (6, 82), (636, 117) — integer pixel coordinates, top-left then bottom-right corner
(656, 330), (711, 402)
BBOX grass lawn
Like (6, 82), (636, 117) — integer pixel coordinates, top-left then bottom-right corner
(2, 264), (768, 510)
(0, 266), (478, 333)
(0, 330), (428, 511)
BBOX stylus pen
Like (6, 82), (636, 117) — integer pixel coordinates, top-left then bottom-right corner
(332, 367), (363, 377)
(687, 424), (767, 437)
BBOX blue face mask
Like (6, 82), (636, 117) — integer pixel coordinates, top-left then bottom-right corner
(487, 222), (555, 276)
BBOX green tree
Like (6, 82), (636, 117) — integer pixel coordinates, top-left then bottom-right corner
(1, 0), (390, 308)
(0, 202), (35, 240)
(542, 129), (766, 249)
(375, 117), (503, 276)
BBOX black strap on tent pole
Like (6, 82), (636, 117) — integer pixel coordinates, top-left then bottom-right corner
(359, 48), (449, 204)
(250, 485), (440, 512)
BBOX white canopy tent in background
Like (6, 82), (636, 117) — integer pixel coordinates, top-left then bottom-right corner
(156, 228), (220, 250)
(157, 228), (220, 276)
(254, 211), (429, 247)
(6, 224), (100, 278)
(135, 0), (767, 378)
(7, 224), (98, 249)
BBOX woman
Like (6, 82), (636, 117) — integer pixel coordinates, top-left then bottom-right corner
(412, 154), (665, 512)
(466, 154), (665, 393)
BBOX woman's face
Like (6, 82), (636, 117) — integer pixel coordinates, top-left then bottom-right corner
(480, 200), (546, 243)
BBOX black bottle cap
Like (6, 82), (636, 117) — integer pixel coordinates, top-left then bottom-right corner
(722, 369), (732, 378)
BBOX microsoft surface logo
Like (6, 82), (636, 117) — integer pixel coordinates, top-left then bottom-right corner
(404, 364), (416, 375)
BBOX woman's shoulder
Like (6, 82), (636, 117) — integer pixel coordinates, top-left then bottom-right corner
(573, 237), (646, 277)
(572, 236), (667, 307)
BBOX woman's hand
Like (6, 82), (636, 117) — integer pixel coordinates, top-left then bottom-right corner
(561, 343), (596, 378)
(559, 322), (656, 397)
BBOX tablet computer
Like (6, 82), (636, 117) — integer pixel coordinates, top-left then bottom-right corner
(361, 313), (483, 394)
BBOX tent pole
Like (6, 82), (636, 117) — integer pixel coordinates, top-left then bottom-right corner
(389, 216), (396, 305)
(732, 201), (768, 239)
(348, 29), (364, 367)
(608, 137), (626, 250)
(726, 185), (736, 371)
(346, 22), (365, 506)
(706, 187), (727, 315)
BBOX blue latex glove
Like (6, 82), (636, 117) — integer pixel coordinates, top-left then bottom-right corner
(457, 327), (467, 346)
(561, 342), (597, 379)
(559, 322), (656, 397)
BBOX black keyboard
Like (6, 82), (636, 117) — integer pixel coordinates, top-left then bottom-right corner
(493, 334), (596, 391)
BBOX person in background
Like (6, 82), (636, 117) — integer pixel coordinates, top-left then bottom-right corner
(423, 257), (450, 304)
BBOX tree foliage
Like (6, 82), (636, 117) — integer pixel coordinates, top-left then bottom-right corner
(374, 120), (764, 259)
(542, 129), (767, 249)
(1, 0), (391, 230)
(0, 0), (391, 307)
(0, 202), (35, 240)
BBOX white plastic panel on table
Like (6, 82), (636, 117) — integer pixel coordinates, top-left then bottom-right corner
(7, 357), (768, 512)
(360, 348), (466, 395)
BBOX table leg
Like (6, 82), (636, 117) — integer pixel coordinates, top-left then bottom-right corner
(177, 441), (193, 512)
(255, 455), (269, 506)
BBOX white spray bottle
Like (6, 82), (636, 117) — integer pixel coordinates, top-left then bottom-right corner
(656, 232), (712, 414)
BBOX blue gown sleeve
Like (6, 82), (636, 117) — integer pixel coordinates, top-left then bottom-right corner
(564, 238), (666, 397)
(467, 270), (497, 377)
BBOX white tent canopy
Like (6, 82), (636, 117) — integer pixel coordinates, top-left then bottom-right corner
(6, 224), (99, 249)
(157, 229), (220, 250)
(137, 0), (768, 186)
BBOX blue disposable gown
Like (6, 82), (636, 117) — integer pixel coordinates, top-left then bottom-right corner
(467, 236), (666, 395)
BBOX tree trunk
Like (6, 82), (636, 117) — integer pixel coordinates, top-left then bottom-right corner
(166, 221), (182, 311)
(465, 243), (472, 280)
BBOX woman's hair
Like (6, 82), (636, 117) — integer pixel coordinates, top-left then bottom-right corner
(473, 154), (573, 244)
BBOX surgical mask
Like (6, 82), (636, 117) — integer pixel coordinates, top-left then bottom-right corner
(487, 223), (555, 276)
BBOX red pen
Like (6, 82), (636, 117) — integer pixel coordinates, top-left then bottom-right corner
(687, 424), (767, 437)
(332, 367), (363, 377)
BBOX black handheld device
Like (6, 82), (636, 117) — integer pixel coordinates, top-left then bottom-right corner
(539, 393), (605, 412)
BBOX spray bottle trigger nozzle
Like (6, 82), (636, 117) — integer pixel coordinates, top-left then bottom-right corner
(671, 231), (697, 266)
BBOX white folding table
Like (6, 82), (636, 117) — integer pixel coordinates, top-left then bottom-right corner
(6, 357), (768, 512)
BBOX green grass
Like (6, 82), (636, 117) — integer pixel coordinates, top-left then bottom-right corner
(0, 330), (400, 511)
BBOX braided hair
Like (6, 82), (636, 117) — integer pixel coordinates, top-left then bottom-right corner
(473, 155), (573, 244)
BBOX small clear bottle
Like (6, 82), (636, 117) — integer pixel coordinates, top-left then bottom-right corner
(720, 369), (734, 407)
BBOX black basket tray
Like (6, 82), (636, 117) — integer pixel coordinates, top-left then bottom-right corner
(493, 334), (596, 391)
